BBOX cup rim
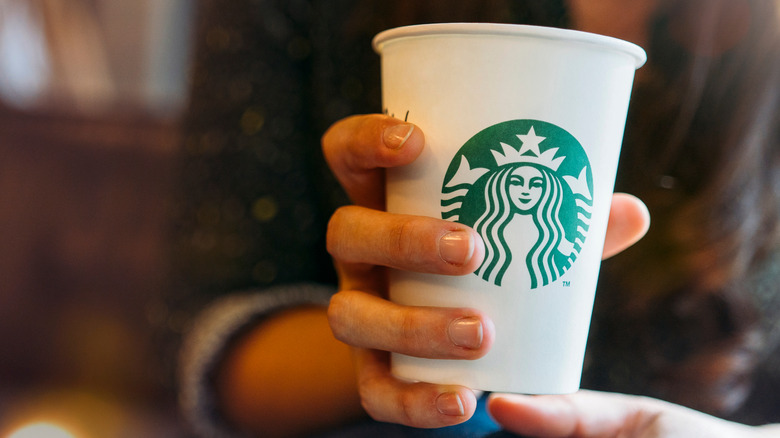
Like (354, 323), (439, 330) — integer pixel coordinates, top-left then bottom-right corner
(373, 22), (647, 69)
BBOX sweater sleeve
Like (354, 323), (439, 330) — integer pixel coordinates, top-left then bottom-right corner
(178, 283), (334, 438)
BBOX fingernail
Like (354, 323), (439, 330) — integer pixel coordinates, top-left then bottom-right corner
(383, 124), (414, 149)
(439, 231), (474, 266)
(448, 317), (483, 349)
(436, 392), (465, 417)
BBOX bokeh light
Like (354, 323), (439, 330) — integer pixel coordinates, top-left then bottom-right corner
(6, 422), (76, 438)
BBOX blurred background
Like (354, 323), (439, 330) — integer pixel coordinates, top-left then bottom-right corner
(0, 0), (194, 436)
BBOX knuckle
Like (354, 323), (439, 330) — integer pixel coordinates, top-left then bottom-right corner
(321, 115), (355, 154)
(389, 217), (425, 262)
(321, 125), (334, 158)
(356, 376), (384, 421)
(360, 398), (377, 421)
(398, 309), (426, 353)
(357, 375), (417, 426)
(326, 292), (350, 342)
(399, 390), (419, 426)
(321, 114), (380, 163)
(358, 391), (375, 418)
(325, 206), (349, 257)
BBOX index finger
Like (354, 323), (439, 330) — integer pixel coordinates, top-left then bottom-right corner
(322, 114), (425, 209)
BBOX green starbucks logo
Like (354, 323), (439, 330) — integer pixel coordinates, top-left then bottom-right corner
(442, 120), (593, 289)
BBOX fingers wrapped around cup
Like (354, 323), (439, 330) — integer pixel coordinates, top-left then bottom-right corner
(322, 114), (497, 427)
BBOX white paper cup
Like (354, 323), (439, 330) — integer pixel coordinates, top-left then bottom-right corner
(374, 23), (646, 394)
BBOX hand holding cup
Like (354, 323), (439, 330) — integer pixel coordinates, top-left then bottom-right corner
(323, 113), (649, 428)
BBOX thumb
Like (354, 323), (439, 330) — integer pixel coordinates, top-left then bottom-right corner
(486, 391), (652, 437)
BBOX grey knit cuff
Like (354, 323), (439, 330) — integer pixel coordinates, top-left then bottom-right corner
(178, 283), (334, 438)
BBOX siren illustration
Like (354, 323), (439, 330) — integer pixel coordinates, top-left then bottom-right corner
(442, 120), (593, 289)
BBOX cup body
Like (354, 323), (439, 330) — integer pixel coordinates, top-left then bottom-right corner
(375, 23), (645, 394)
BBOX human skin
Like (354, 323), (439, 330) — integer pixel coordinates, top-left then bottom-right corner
(316, 6), (663, 426)
(216, 115), (651, 436)
(220, 115), (780, 437)
(487, 390), (780, 438)
(322, 115), (650, 428)
(215, 1), (780, 435)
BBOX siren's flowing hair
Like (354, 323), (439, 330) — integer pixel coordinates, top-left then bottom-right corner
(473, 163), (567, 287)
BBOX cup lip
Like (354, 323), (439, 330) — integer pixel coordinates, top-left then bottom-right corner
(373, 22), (647, 69)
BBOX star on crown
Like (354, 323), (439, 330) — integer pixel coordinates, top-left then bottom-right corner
(444, 125), (591, 199)
(491, 126), (565, 171)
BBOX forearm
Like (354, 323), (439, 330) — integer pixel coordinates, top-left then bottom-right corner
(178, 284), (355, 437)
(216, 306), (363, 437)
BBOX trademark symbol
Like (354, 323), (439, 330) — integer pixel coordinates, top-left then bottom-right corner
(562, 281), (571, 287)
